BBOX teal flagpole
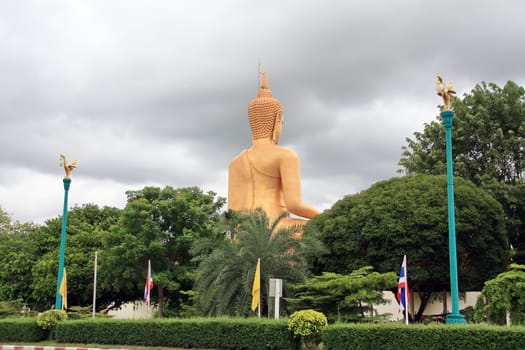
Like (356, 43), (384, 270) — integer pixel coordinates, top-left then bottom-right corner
(55, 178), (71, 309)
(435, 76), (466, 324)
(442, 110), (465, 324)
(55, 155), (77, 310)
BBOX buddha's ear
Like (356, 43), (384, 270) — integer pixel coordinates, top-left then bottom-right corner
(272, 110), (283, 144)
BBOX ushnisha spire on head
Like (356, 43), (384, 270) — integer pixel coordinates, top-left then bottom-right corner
(257, 72), (273, 98)
(248, 72), (283, 140)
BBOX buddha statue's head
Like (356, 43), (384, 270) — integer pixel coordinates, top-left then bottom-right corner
(248, 72), (283, 143)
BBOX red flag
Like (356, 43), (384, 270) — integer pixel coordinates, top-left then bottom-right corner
(144, 260), (154, 306)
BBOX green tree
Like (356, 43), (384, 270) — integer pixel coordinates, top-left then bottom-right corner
(0, 206), (11, 234)
(286, 266), (397, 322)
(0, 207), (39, 305)
(100, 186), (225, 318)
(474, 264), (525, 325)
(399, 80), (525, 262)
(30, 204), (120, 310)
(307, 175), (509, 321)
(193, 210), (325, 317)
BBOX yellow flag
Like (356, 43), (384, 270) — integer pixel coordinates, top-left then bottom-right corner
(59, 267), (67, 310)
(251, 259), (260, 312)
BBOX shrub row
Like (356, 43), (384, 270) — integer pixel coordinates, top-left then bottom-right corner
(0, 318), (48, 342)
(54, 317), (297, 350)
(323, 323), (525, 350)
(3, 317), (525, 349)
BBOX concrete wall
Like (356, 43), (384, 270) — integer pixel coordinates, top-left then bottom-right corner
(109, 292), (481, 321)
(107, 301), (154, 319)
(374, 291), (480, 321)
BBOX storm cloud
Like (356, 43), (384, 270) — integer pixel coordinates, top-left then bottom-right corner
(1, 0), (524, 222)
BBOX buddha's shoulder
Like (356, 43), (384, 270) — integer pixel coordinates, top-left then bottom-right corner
(229, 149), (249, 165)
(230, 146), (298, 164)
(273, 145), (299, 158)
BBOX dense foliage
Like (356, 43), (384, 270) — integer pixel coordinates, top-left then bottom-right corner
(31, 204), (120, 310)
(0, 217), (38, 305)
(0, 186), (225, 316)
(193, 210), (325, 317)
(100, 186), (225, 317)
(323, 323), (525, 350)
(307, 175), (509, 321)
(474, 264), (525, 325)
(288, 309), (327, 350)
(399, 80), (525, 263)
(2, 317), (523, 349)
(54, 318), (296, 350)
(286, 267), (397, 322)
(36, 309), (68, 330)
(0, 300), (35, 318)
(0, 204), (119, 311)
(0, 318), (48, 342)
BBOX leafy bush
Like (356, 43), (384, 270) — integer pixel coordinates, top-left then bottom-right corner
(288, 310), (327, 350)
(323, 323), (525, 350)
(54, 318), (295, 350)
(0, 318), (48, 342)
(36, 309), (68, 330)
(3, 317), (525, 350)
(286, 267), (396, 322)
(0, 300), (35, 318)
(64, 305), (111, 319)
(474, 264), (525, 325)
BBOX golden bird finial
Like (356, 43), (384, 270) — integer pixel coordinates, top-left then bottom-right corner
(59, 154), (77, 179)
(435, 75), (456, 111)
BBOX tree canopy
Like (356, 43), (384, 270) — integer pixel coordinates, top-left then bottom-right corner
(307, 175), (509, 321)
(193, 210), (325, 317)
(474, 264), (525, 325)
(100, 186), (225, 317)
(0, 204), (120, 311)
(399, 80), (525, 262)
(30, 204), (120, 310)
(0, 207), (38, 305)
(285, 266), (397, 322)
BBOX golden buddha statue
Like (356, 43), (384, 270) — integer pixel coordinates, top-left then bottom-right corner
(228, 72), (320, 233)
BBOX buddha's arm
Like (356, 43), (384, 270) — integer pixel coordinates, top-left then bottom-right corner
(279, 151), (320, 219)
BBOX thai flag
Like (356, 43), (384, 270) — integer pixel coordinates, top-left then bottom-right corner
(397, 255), (410, 315)
(144, 260), (154, 306)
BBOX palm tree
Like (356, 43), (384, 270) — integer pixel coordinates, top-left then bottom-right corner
(192, 209), (324, 317)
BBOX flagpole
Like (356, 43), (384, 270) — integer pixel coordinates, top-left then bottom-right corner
(148, 259), (152, 316)
(55, 177), (71, 310)
(92, 251), (98, 318)
(55, 154), (76, 310)
(404, 255), (409, 325)
(257, 258), (261, 318)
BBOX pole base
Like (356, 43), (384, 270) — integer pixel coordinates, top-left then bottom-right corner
(446, 313), (466, 324)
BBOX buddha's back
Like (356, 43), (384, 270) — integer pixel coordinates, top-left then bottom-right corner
(228, 145), (287, 220)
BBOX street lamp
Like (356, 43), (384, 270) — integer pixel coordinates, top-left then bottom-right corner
(55, 154), (77, 310)
(435, 75), (466, 324)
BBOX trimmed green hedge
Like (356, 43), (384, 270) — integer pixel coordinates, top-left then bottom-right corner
(323, 323), (525, 350)
(4, 317), (525, 349)
(0, 318), (48, 342)
(54, 318), (297, 350)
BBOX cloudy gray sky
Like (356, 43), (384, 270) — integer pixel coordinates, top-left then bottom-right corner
(1, 0), (524, 223)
